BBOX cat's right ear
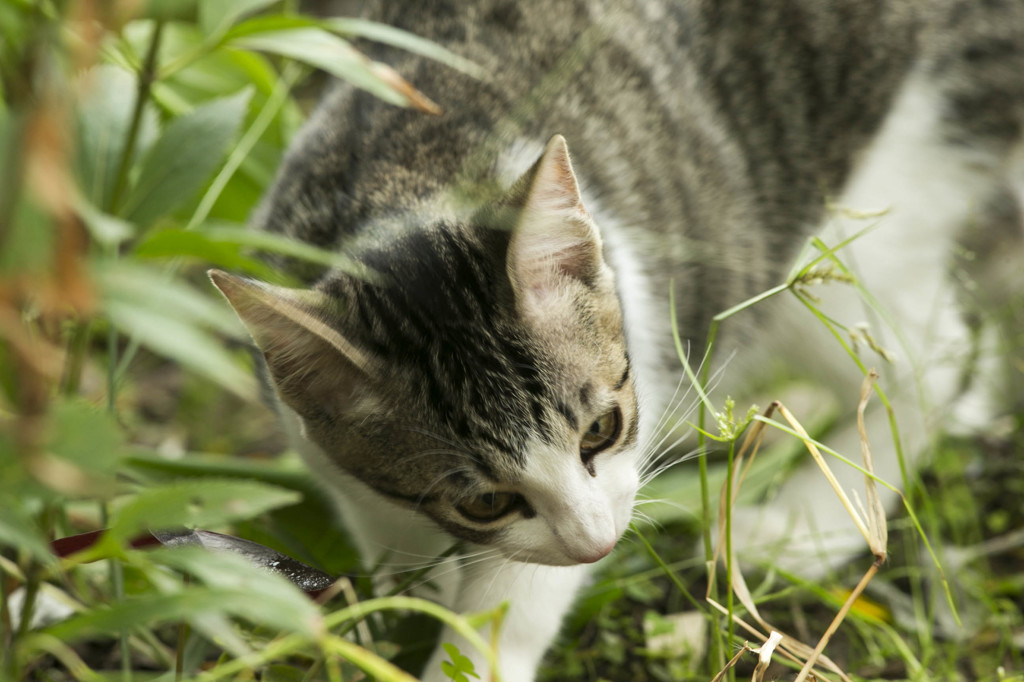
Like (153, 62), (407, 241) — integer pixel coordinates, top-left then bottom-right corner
(505, 135), (610, 318)
(208, 270), (373, 423)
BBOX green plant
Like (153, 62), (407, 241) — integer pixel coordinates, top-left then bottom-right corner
(0, 1), (495, 679)
(441, 642), (482, 682)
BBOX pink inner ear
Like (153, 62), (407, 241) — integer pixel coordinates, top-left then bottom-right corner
(548, 238), (601, 282)
(507, 141), (605, 312)
(210, 271), (370, 421)
(526, 135), (588, 217)
(536, 157), (585, 214)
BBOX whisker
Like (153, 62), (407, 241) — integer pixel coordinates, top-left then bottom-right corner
(370, 545), (490, 571)
(635, 351), (734, 481)
(481, 549), (525, 604)
(399, 425), (472, 453)
(628, 508), (662, 532)
(637, 393), (701, 474)
(631, 496), (692, 520)
(648, 372), (689, 441)
(399, 548), (503, 595)
(638, 446), (704, 488)
(395, 448), (481, 469)
(416, 465), (475, 507)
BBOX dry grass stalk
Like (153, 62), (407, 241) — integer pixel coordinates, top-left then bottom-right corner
(709, 642), (755, 682)
(856, 370), (888, 557)
(752, 631), (783, 681)
(707, 630), (787, 682)
(319, 578), (375, 647)
(774, 402), (872, 545)
(704, 596), (850, 681)
(711, 370), (891, 682)
(706, 403), (851, 682)
(793, 371), (888, 682)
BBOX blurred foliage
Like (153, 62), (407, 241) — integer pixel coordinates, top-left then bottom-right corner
(2, 1), (1021, 681)
(0, 0), (488, 679)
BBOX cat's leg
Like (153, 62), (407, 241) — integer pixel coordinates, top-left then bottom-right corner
(730, 67), (1021, 575)
(420, 556), (589, 682)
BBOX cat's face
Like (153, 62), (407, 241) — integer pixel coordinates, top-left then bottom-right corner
(213, 136), (641, 566)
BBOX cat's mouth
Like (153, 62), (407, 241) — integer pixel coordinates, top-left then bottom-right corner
(493, 496), (632, 567)
(506, 531), (622, 567)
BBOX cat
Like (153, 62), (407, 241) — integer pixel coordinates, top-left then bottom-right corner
(211, 0), (1024, 679)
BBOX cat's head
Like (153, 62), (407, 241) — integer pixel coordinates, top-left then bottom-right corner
(212, 136), (640, 566)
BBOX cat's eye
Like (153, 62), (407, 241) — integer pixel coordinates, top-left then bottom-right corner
(457, 492), (520, 523)
(580, 407), (622, 459)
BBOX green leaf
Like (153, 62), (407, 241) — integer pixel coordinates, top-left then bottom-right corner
(125, 452), (310, 489)
(107, 479), (301, 545)
(138, 0), (199, 21)
(200, 0), (280, 39)
(440, 642), (480, 681)
(47, 399), (125, 475)
(73, 195), (134, 247)
(126, 452), (360, 577)
(74, 65), (159, 210)
(200, 0), (282, 39)
(325, 17), (486, 79)
(120, 88), (252, 227)
(188, 611), (252, 658)
(96, 262), (257, 398)
(150, 546), (322, 633)
(44, 574), (319, 644)
(201, 224), (363, 271)
(132, 228), (280, 281)
(104, 297), (256, 400)
(155, 22), (282, 105)
(0, 498), (56, 564)
(221, 14), (322, 40)
(134, 222), (375, 280)
(96, 262), (248, 338)
(229, 28), (437, 113)
(0, 188), (54, 277)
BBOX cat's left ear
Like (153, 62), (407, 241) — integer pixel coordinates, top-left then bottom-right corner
(506, 135), (609, 309)
(208, 270), (374, 423)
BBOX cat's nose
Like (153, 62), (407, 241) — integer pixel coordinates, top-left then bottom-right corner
(576, 539), (616, 564)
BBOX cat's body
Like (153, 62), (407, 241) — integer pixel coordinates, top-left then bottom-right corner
(213, 1), (1024, 679)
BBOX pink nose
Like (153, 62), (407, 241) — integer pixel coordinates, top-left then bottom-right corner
(578, 540), (616, 564)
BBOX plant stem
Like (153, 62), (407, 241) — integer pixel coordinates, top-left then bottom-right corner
(60, 321), (92, 396)
(185, 62), (303, 231)
(99, 503), (131, 681)
(699, 314), (719, 555)
(175, 607), (190, 680)
(14, 563), (41, 644)
(0, 565), (10, 676)
(668, 284), (724, 673)
(109, 19), (165, 214)
(14, 504), (57, 648)
(793, 557), (882, 682)
(384, 544), (460, 599)
(199, 597), (499, 682)
(635, 532), (701, 611)
(724, 437), (736, 682)
(106, 315), (118, 414)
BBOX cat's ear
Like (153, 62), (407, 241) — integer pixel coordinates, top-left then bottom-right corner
(506, 135), (607, 309)
(209, 270), (372, 423)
